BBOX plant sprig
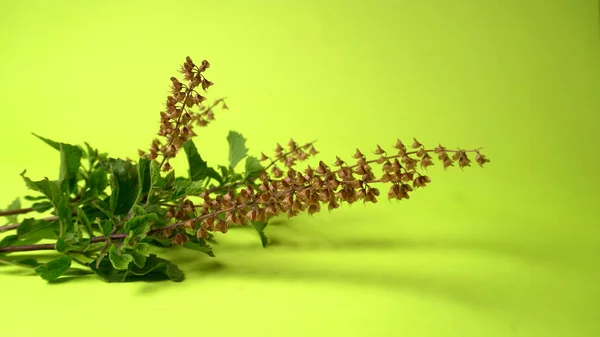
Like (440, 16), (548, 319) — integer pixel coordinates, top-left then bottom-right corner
(0, 56), (490, 283)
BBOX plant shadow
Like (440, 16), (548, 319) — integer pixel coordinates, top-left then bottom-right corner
(134, 219), (553, 310)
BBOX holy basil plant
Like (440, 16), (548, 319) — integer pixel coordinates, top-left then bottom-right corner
(0, 56), (490, 282)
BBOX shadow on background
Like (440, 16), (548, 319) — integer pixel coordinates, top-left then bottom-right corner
(0, 215), (567, 310)
(133, 217), (561, 312)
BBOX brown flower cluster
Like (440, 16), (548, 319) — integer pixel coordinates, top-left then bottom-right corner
(138, 57), (228, 171)
(153, 138), (490, 243)
(260, 138), (319, 177)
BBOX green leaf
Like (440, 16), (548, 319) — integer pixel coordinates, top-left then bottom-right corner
(56, 194), (74, 237)
(164, 170), (176, 188)
(108, 159), (140, 215)
(20, 173), (61, 202)
(138, 157), (151, 196)
(134, 242), (150, 256)
(251, 220), (269, 248)
(244, 156), (264, 181)
(90, 258), (128, 282)
(55, 237), (90, 253)
(172, 178), (192, 199)
(34, 256), (72, 281)
(129, 250), (147, 268)
(17, 218), (59, 241)
(146, 235), (172, 247)
(218, 165), (229, 182)
(123, 214), (158, 239)
(32, 133), (60, 151)
(31, 134), (83, 195)
(227, 131), (248, 169)
(76, 208), (94, 237)
(84, 142), (99, 164)
(2, 198), (21, 224)
(0, 235), (18, 247)
(182, 140), (223, 184)
(108, 245), (133, 270)
(126, 243), (150, 268)
(17, 258), (41, 268)
(149, 161), (166, 189)
(185, 181), (204, 195)
(91, 253), (184, 282)
(100, 220), (113, 237)
(19, 174), (74, 238)
(58, 143), (82, 195)
(182, 240), (215, 257)
(24, 195), (47, 201)
(31, 201), (53, 213)
(88, 167), (109, 193)
(132, 204), (147, 216)
(128, 254), (184, 282)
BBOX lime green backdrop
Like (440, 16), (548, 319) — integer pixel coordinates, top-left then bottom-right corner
(1, 1), (598, 336)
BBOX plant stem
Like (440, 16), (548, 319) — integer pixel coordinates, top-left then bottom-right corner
(0, 196), (82, 220)
(0, 207), (34, 217)
(0, 224), (19, 232)
(0, 212), (78, 233)
(0, 234), (127, 253)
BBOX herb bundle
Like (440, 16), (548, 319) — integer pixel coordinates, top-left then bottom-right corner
(0, 57), (490, 282)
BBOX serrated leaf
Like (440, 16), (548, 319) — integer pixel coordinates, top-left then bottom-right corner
(84, 142), (99, 164)
(149, 161), (166, 189)
(19, 174), (74, 238)
(128, 254), (184, 282)
(34, 256), (72, 281)
(88, 167), (108, 193)
(126, 243), (151, 268)
(183, 140), (223, 184)
(134, 242), (150, 256)
(129, 250), (147, 268)
(2, 198), (21, 224)
(131, 204), (147, 216)
(227, 131), (248, 169)
(32, 133), (61, 151)
(185, 180), (204, 195)
(20, 174), (61, 203)
(182, 240), (215, 257)
(108, 159), (140, 216)
(91, 253), (184, 282)
(17, 218), (59, 242)
(59, 143), (82, 195)
(109, 245), (133, 270)
(244, 156), (264, 181)
(123, 214), (158, 239)
(90, 258), (128, 282)
(172, 178), (192, 199)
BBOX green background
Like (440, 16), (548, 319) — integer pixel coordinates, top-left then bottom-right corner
(1, 1), (598, 336)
